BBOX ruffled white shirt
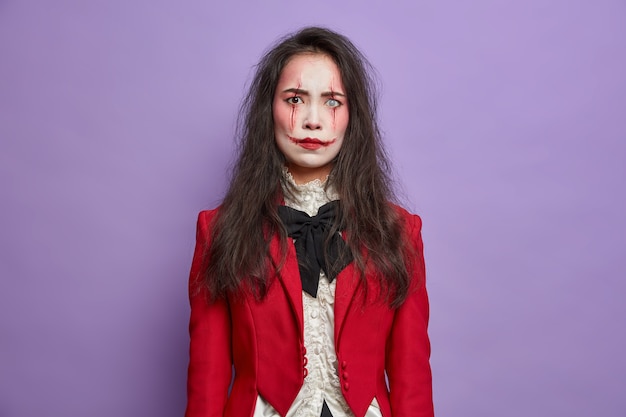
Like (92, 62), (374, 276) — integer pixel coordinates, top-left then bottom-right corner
(253, 173), (382, 417)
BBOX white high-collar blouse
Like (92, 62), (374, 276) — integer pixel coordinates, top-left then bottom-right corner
(253, 172), (382, 417)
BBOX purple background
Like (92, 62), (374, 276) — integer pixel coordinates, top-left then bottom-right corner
(1, 1), (625, 416)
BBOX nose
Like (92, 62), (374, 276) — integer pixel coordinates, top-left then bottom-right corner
(303, 106), (322, 130)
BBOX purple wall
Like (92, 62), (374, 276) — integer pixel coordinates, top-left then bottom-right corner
(1, 1), (625, 416)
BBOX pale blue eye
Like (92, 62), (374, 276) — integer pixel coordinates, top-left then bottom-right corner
(326, 98), (340, 107)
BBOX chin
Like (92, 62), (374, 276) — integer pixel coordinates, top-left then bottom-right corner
(290, 156), (335, 169)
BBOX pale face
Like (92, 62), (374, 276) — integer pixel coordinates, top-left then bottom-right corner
(273, 53), (349, 184)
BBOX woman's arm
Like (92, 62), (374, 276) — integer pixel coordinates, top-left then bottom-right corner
(385, 214), (434, 417)
(185, 210), (233, 417)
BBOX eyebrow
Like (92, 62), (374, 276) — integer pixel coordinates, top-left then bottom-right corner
(282, 88), (346, 97)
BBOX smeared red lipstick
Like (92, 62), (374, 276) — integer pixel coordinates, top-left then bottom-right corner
(288, 136), (336, 150)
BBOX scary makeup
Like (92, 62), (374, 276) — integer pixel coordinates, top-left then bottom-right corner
(273, 53), (349, 184)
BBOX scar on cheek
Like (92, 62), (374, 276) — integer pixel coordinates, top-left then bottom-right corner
(290, 105), (297, 132)
(290, 80), (302, 132)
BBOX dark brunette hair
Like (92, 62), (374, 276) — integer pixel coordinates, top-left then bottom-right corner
(202, 27), (414, 307)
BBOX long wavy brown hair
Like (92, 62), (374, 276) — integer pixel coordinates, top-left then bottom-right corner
(202, 27), (415, 308)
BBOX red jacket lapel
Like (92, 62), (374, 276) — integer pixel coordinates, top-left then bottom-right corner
(268, 232), (304, 340)
(269, 227), (361, 349)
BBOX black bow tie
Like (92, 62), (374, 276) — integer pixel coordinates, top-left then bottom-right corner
(277, 201), (353, 297)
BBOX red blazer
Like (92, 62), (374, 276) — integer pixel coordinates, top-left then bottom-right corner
(185, 206), (433, 417)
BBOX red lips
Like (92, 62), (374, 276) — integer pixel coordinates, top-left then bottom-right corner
(289, 137), (336, 150)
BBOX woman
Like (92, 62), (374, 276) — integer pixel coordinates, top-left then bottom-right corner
(186, 27), (433, 417)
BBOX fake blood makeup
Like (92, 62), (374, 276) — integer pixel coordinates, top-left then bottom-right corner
(272, 53), (348, 184)
(289, 137), (337, 150)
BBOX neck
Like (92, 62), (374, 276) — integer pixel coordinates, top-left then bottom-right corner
(285, 163), (332, 185)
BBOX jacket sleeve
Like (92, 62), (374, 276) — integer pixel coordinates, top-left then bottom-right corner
(185, 210), (233, 417)
(385, 214), (434, 417)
